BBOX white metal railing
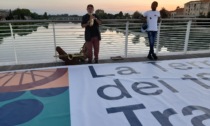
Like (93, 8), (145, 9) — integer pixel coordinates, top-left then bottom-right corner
(0, 18), (210, 66)
(157, 18), (210, 56)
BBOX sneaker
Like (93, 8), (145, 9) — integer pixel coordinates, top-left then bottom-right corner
(147, 55), (153, 60)
(152, 53), (158, 60)
(88, 60), (92, 64)
(94, 59), (98, 64)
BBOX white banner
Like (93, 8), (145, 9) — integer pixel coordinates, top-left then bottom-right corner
(69, 58), (210, 126)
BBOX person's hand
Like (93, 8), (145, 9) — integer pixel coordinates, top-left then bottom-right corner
(90, 15), (96, 20)
(86, 21), (90, 26)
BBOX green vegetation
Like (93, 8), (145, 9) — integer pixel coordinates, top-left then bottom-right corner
(0, 8), (50, 43)
(0, 23), (49, 43)
(207, 12), (210, 18)
(132, 11), (143, 19)
(95, 9), (143, 19)
(0, 24), (11, 44)
(198, 11), (210, 18)
(160, 8), (170, 18)
(5, 8), (49, 20)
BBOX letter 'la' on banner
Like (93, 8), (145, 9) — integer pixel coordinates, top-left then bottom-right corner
(69, 58), (210, 126)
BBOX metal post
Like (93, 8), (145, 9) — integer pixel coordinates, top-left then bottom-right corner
(125, 21), (129, 58)
(52, 22), (57, 61)
(9, 23), (18, 64)
(156, 21), (162, 54)
(184, 20), (192, 54)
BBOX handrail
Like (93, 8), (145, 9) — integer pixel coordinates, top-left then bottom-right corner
(0, 19), (143, 23)
(0, 19), (210, 66)
(161, 18), (210, 21)
(0, 20), (79, 23)
(1, 18), (210, 24)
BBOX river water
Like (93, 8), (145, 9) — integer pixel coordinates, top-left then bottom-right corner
(0, 22), (161, 65)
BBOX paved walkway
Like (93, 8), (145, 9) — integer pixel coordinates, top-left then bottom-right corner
(0, 53), (209, 71)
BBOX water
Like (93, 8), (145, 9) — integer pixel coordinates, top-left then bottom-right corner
(0, 23), (153, 65)
(1, 21), (210, 65)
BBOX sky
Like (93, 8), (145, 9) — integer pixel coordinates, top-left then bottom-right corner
(0, 0), (191, 15)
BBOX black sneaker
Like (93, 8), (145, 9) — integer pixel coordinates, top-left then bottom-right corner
(147, 55), (153, 60)
(87, 60), (92, 64)
(94, 59), (98, 64)
(152, 53), (158, 60)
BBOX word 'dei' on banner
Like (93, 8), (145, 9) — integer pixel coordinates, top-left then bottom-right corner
(69, 58), (210, 126)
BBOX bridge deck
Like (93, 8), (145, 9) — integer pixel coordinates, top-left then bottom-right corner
(0, 53), (209, 72)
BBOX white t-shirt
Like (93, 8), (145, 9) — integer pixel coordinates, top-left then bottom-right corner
(143, 10), (160, 31)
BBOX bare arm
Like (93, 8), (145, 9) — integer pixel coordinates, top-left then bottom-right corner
(142, 12), (147, 23)
(158, 17), (161, 23)
(158, 12), (161, 23)
(142, 17), (147, 23)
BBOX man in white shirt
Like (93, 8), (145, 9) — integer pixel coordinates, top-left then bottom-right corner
(143, 1), (160, 60)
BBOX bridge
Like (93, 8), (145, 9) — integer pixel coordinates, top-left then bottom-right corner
(0, 18), (210, 126)
(0, 18), (210, 67)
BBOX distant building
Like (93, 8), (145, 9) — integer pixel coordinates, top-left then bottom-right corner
(170, 11), (176, 18)
(184, 0), (210, 17)
(0, 10), (9, 20)
(170, 7), (185, 18)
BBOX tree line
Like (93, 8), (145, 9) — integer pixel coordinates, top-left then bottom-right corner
(95, 9), (174, 19)
(5, 8), (210, 20)
(6, 8), (48, 20)
(95, 9), (142, 19)
(4, 8), (169, 20)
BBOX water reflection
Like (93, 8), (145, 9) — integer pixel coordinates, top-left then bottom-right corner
(132, 35), (140, 44)
(0, 25), (11, 43)
(0, 23), (48, 43)
(1, 22), (209, 61)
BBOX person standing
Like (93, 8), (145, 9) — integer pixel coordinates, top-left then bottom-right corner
(143, 1), (160, 60)
(81, 4), (102, 63)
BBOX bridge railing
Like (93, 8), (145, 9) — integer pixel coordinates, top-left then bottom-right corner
(0, 18), (210, 66)
(157, 18), (210, 56)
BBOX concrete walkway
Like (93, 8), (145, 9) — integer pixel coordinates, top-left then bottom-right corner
(0, 53), (209, 71)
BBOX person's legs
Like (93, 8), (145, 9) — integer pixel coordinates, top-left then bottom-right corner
(147, 31), (154, 59)
(152, 31), (158, 60)
(92, 37), (100, 63)
(85, 40), (93, 63)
